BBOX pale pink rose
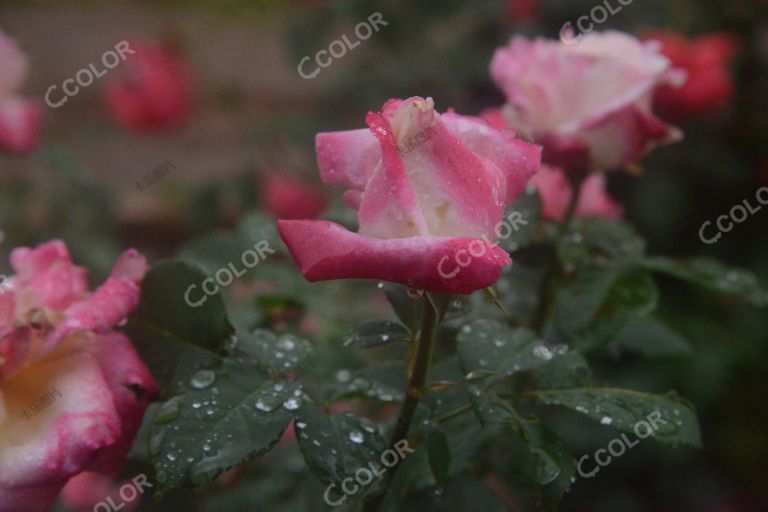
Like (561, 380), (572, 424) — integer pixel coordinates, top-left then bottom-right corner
(528, 165), (623, 220)
(490, 31), (683, 171)
(0, 30), (42, 155)
(279, 96), (541, 294)
(0, 241), (158, 512)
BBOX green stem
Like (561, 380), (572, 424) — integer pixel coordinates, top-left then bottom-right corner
(362, 294), (439, 512)
(560, 169), (588, 234)
(531, 169), (589, 332)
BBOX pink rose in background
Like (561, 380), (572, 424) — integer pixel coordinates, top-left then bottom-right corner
(646, 31), (739, 121)
(278, 96), (541, 294)
(60, 472), (140, 512)
(528, 166), (623, 220)
(490, 31), (683, 171)
(0, 30), (42, 155)
(262, 174), (328, 220)
(0, 241), (157, 512)
(104, 40), (194, 132)
(505, 0), (540, 23)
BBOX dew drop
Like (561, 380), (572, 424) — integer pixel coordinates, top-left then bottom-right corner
(533, 345), (553, 360)
(190, 369), (216, 390)
(348, 430), (365, 444)
(283, 398), (300, 411)
(277, 338), (296, 350)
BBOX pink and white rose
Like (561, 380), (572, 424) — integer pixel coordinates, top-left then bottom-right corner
(490, 31), (683, 171)
(0, 241), (157, 512)
(278, 96), (541, 294)
(0, 30), (42, 155)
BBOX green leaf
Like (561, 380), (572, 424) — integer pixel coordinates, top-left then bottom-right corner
(642, 256), (768, 306)
(342, 320), (411, 348)
(554, 266), (620, 334)
(558, 219), (645, 271)
(425, 428), (451, 486)
(496, 188), (541, 252)
(295, 408), (386, 491)
(609, 316), (691, 357)
(179, 231), (254, 276)
(383, 283), (421, 331)
(534, 351), (593, 389)
(238, 210), (285, 252)
(235, 328), (313, 376)
(127, 260), (233, 395)
(467, 388), (573, 497)
(149, 360), (300, 494)
(458, 320), (563, 380)
(517, 419), (576, 511)
(334, 362), (407, 403)
(529, 387), (702, 447)
(554, 266), (658, 350)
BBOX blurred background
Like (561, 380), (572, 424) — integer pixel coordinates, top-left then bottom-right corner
(1, 0), (767, 511)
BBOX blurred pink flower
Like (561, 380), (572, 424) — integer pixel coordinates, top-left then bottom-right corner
(104, 40), (194, 132)
(528, 166), (623, 220)
(505, 0), (540, 23)
(646, 31), (739, 120)
(490, 31), (682, 171)
(0, 241), (157, 512)
(60, 472), (140, 512)
(0, 30), (42, 155)
(262, 174), (327, 220)
(279, 96), (541, 294)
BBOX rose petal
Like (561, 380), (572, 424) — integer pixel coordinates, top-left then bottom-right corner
(278, 219), (511, 294)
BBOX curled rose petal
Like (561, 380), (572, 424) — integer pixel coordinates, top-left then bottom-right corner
(279, 220), (511, 295)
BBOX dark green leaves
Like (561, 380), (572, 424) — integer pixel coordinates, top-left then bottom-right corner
(425, 428), (451, 486)
(496, 188), (541, 252)
(558, 219), (645, 271)
(295, 408), (387, 491)
(235, 328), (312, 375)
(609, 316), (691, 356)
(642, 256), (768, 306)
(335, 362), (407, 403)
(127, 260), (232, 395)
(150, 360), (301, 494)
(529, 387), (702, 447)
(458, 320), (563, 380)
